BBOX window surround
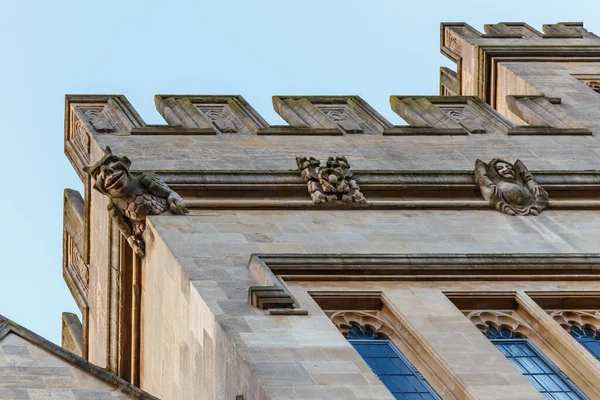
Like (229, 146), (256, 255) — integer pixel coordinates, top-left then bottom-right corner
(488, 335), (588, 399)
(318, 293), (472, 400)
(447, 291), (600, 398)
(246, 253), (600, 397)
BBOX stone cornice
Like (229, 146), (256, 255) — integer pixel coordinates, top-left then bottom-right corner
(248, 253), (600, 314)
(152, 170), (600, 209)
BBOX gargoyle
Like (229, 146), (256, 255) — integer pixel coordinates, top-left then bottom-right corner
(474, 158), (548, 216)
(296, 156), (367, 204)
(84, 146), (189, 257)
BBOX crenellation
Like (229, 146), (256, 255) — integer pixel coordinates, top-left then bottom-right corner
(154, 95), (269, 134)
(439, 67), (459, 96)
(506, 95), (592, 135)
(542, 22), (599, 39)
(483, 23), (543, 39)
(57, 21), (600, 400)
(390, 95), (517, 135)
(440, 22), (600, 103)
(67, 91), (596, 141)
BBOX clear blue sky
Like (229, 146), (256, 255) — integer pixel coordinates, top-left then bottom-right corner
(1, 0), (598, 344)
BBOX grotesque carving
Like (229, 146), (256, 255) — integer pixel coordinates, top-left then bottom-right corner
(84, 147), (189, 257)
(475, 158), (548, 215)
(296, 156), (367, 204)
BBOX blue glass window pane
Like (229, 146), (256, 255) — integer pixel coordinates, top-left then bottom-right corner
(489, 339), (587, 400)
(569, 325), (600, 362)
(348, 326), (440, 400)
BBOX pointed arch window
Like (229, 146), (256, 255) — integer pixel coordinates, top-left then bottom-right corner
(346, 325), (440, 400)
(569, 326), (600, 362)
(484, 326), (588, 399)
(550, 310), (600, 363)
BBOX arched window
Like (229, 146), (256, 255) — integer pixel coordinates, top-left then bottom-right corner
(347, 325), (440, 400)
(569, 326), (600, 362)
(485, 326), (588, 399)
(550, 310), (600, 363)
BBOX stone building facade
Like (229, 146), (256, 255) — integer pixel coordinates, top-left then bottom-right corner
(61, 22), (600, 399)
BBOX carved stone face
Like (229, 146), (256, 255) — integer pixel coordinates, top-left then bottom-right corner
(95, 159), (132, 198)
(494, 161), (515, 180)
(84, 147), (134, 198)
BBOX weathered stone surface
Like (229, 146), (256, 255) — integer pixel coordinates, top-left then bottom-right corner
(475, 158), (548, 215)
(61, 20), (600, 400)
(296, 156), (367, 204)
(0, 316), (156, 399)
(84, 146), (188, 257)
(62, 312), (83, 357)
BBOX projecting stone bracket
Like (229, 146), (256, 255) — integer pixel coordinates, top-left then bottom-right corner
(248, 287), (296, 311)
(247, 255), (307, 315)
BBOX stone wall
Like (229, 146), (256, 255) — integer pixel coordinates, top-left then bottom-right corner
(139, 209), (600, 399)
(0, 333), (136, 399)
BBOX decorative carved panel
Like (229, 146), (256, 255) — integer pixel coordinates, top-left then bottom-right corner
(273, 96), (392, 134)
(155, 95), (268, 134)
(391, 96), (515, 135)
(65, 234), (89, 297)
(196, 104), (248, 133)
(76, 105), (127, 134)
(316, 105), (365, 134)
(63, 189), (88, 308)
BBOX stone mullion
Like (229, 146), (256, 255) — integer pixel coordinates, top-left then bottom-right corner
(382, 292), (480, 400)
(515, 290), (600, 398)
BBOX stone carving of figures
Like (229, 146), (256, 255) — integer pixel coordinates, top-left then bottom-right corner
(474, 158), (548, 215)
(296, 156), (367, 204)
(84, 146), (189, 257)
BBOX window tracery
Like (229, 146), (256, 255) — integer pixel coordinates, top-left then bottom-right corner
(331, 311), (440, 400)
(470, 312), (588, 399)
(551, 310), (600, 361)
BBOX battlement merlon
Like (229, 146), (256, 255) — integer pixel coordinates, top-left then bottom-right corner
(440, 22), (600, 104)
(65, 92), (600, 180)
